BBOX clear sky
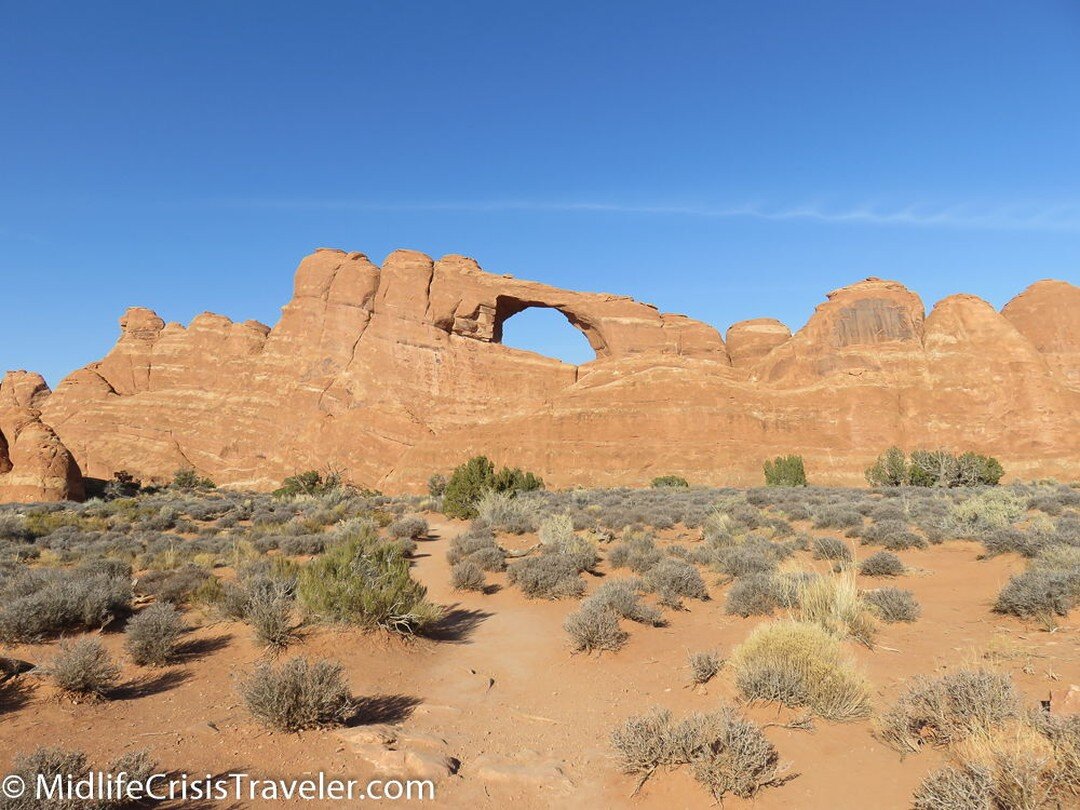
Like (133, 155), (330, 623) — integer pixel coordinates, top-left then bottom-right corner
(3, 1), (1079, 384)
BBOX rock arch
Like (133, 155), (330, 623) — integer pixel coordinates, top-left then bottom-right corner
(491, 295), (607, 359)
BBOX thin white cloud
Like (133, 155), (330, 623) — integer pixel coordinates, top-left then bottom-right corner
(223, 197), (1080, 233)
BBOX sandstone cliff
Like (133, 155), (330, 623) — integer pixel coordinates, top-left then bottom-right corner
(0, 371), (84, 502)
(22, 248), (1079, 494)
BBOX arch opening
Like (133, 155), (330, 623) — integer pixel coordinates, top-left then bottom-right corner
(496, 304), (598, 365)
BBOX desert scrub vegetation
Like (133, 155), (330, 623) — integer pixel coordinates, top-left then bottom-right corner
(610, 706), (788, 801)
(865, 447), (1004, 487)
(42, 637), (121, 699)
(811, 536), (852, 563)
(297, 525), (440, 634)
(763, 454), (807, 487)
(993, 541), (1080, 620)
(730, 619), (871, 720)
(239, 656), (356, 732)
(440, 455), (543, 519)
(0, 747), (155, 810)
(124, 601), (184, 665)
(0, 561), (132, 643)
(445, 524), (506, 571)
(796, 571), (877, 646)
(563, 600), (627, 653)
(864, 587), (921, 623)
(688, 649), (722, 685)
(450, 560), (486, 591)
(650, 475), (689, 488)
(877, 668), (1021, 753)
(859, 550), (905, 577)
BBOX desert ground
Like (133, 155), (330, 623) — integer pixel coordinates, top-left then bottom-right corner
(1, 477), (1078, 809)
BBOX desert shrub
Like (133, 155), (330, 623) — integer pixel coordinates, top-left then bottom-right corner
(125, 602), (184, 665)
(860, 550), (905, 577)
(475, 490), (541, 534)
(730, 619), (871, 720)
(950, 490), (1026, 537)
(3, 747), (89, 810)
(104, 470), (142, 499)
(610, 707), (784, 801)
(297, 527), (440, 634)
(507, 554), (585, 599)
(912, 765), (994, 810)
(725, 573), (781, 617)
(763, 455), (806, 487)
(44, 637), (120, 698)
(713, 537), (782, 578)
(585, 578), (663, 626)
(608, 532), (664, 573)
(446, 526), (505, 571)
(812, 536), (852, 563)
(993, 568), (1080, 618)
(979, 527), (1046, 558)
(877, 669), (1020, 752)
(797, 572), (876, 645)
(171, 467), (215, 491)
(644, 558), (707, 607)
(427, 473), (447, 497)
(244, 577), (296, 648)
(906, 450), (1003, 488)
(387, 514), (427, 540)
(136, 564), (212, 605)
(864, 587), (921, 622)
(275, 534), (322, 556)
(564, 601), (627, 652)
(688, 650), (722, 684)
(451, 560), (486, 592)
(651, 475), (689, 488)
(0, 564), (132, 643)
(274, 469), (342, 498)
(860, 519), (927, 549)
(865, 447), (909, 487)
(812, 506), (862, 530)
(441, 456), (543, 519)
(239, 657), (355, 732)
(538, 513), (575, 546)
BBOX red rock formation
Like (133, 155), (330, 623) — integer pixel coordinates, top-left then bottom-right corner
(26, 249), (1080, 493)
(0, 371), (84, 502)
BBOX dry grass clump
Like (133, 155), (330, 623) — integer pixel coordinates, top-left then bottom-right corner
(864, 587), (921, 623)
(475, 490), (541, 534)
(812, 536), (852, 563)
(508, 554), (586, 600)
(913, 715), (1080, 809)
(608, 531), (664, 573)
(877, 669), (1020, 753)
(859, 519), (927, 550)
(387, 514), (427, 540)
(730, 619), (871, 721)
(796, 571), (876, 647)
(688, 649), (722, 685)
(239, 657), (355, 732)
(450, 560), (486, 591)
(124, 602), (184, 665)
(725, 573), (781, 617)
(0, 563), (133, 643)
(43, 637), (121, 699)
(860, 550), (905, 577)
(610, 706), (788, 801)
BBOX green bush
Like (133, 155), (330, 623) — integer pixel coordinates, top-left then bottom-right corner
(171, 467), (215, 491)
(297, 525), (440, 634)
(441, 456), (543, 519)
(865, 447), (908, 487)
(763, 455), (806, 487)
(274, 469), (342, 498)
(651, 475), (689, 489)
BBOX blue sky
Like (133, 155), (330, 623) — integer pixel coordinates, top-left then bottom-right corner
(2, 1), (1079, 383)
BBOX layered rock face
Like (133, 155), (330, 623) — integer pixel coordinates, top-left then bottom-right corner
(23, 248), (1080, 493)
(0, 372), (84, 502)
